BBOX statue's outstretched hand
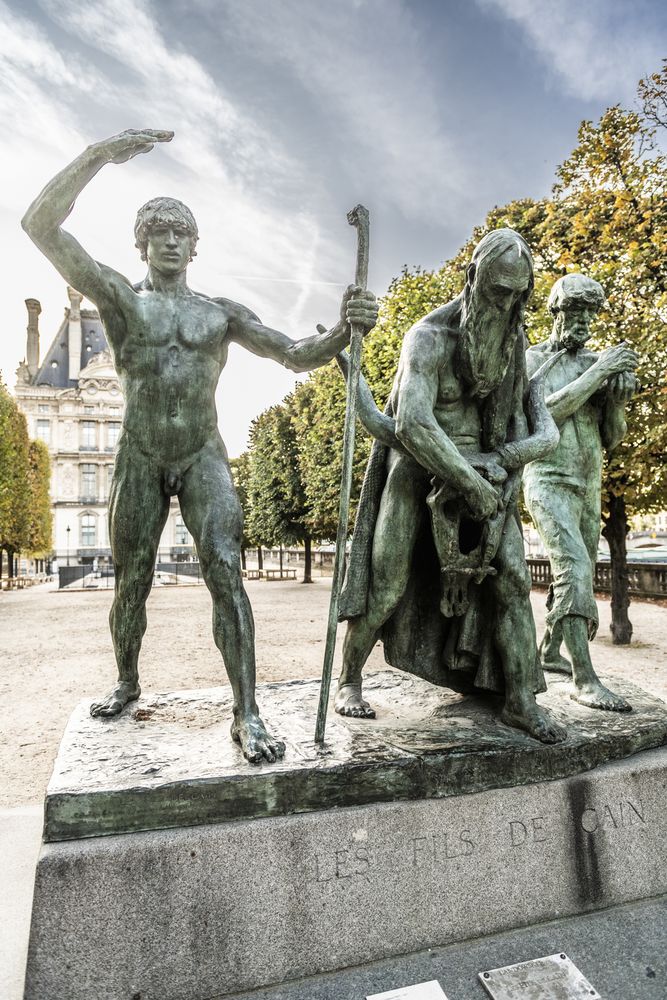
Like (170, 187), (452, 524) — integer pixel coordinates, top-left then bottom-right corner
(340, 285), (378, 336)
(95, 129), (174, 165)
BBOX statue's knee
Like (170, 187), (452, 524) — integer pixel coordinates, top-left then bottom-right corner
(113, 569), (153, 607)
(203, 547), (241, 594)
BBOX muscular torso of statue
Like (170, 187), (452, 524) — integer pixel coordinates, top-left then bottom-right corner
(425, 332), (483, 452)
(104, 291), (235, 465)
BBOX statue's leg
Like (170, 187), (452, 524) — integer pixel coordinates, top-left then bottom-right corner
(491, 517), (566, 743)
(539, 617), (571, 673)
(179, 438), (285, 764)
(90, 443), (169, 718)
(563, 490), (631, 711)
(336, 454), (425, 718)
(525, 484), (571, 672)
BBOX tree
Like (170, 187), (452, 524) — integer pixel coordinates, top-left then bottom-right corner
(528, 99), (667, 643)
(246, 398), (315, 582)
(27, 440), (52, 562)
(0, 378), (31, 581)
(230, 452), (253, 570)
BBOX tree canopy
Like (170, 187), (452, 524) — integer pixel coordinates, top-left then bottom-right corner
(0, 375), (53, 573)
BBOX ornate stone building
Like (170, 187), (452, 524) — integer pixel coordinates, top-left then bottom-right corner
(15, 288), (194, 568)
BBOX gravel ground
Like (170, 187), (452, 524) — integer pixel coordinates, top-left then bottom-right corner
(1, 579), (665, 807)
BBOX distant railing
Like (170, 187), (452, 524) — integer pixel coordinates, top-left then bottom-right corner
(527, 559), (667, 599)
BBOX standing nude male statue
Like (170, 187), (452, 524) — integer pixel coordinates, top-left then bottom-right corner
(22, 129), (377, 763)
(524, 273), (638, 711)
(334, 229), (566, 744)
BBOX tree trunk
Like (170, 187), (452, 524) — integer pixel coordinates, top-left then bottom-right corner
(240, 546), (246, 570)
(0, 548), (3, 588)
(279, 544), (284, 579)
(257, 546), (263, 571)
(7, 547), (14, 583)
(302, 535), (313, 584)
(602, 492), (633, 645)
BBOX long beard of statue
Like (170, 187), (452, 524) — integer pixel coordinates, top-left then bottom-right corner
(457, 285), (517, 399)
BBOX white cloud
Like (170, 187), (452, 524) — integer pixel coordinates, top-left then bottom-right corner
(478, 0), (664, 101)
(0, 0), (354, 454)
(214, 0), (469, 224)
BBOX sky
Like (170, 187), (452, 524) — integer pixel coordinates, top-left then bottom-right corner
(1, 0), (665, 456)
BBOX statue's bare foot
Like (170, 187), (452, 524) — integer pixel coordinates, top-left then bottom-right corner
(542, 652), (572, 674)
(334, 683), (376, 719)
(571, 681), (631, 712)
(231, 713), (286, 764)
(90, 681), (140, 718)
(501, 699), (567, 744)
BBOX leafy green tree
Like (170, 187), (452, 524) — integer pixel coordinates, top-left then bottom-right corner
(247, 398), (315, 582)
(230, 452), (254, 570)
(0, 378), (31, 581)
(27, 440), (52, 560)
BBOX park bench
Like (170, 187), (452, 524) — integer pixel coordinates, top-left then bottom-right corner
(264, 569), (297, 581)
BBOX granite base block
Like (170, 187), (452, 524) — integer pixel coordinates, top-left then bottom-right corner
(25, 747), (667, 1000)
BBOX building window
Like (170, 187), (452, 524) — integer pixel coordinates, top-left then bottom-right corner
(36, 419), (51, 444)
(81, 514), (96, 547)
(38, 404), (50, 414)
(175, 515), (189, 545)
(81, 464), (97, 501)
(107, 422), (121, 450)
(81, 421), (96, 450)
(84, 405), (94, 414)
(106, 465), (114, 498)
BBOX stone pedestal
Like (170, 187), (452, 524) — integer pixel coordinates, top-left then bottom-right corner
(24, 673), (667, 1000)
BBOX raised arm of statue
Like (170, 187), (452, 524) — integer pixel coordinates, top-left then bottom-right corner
(228, 285), (378, 372)
(21, 129), (173, 308)
(542, 342), (639, 427)
(393, 323), (500, 521)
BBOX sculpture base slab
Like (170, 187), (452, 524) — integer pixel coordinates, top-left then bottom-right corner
(25, 749), (667, 999)
(42, 671), (667, 841)
(24, 672), (667, 999)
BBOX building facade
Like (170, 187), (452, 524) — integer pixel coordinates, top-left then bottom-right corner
(14, 287), (195, 568)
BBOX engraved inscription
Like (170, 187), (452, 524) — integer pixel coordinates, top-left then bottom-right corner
(578, 799), (645, 834)
(314, 846), (371, 883)
(411, 830), (476, 867)
(508, 815), (549, 847)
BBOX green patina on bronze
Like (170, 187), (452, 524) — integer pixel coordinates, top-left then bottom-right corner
(21, 129), (378, 764)
(334, 229), (570, 745)
(524, 274), (639, 710)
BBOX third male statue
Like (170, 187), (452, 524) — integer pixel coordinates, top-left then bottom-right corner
(334, 228), (568, 744)
(524, 274), (639, 711)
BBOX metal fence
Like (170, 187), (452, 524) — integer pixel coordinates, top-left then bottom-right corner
(527, 559), (667, 599)
(58, 562), (205, 590)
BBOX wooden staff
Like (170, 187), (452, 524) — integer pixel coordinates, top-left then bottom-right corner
(314, 204), (370, 745)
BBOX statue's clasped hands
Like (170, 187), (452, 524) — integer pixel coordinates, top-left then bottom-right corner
(596, 341), (639, 403)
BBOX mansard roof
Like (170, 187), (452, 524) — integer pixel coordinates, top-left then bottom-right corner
(34, 308), (108, 388)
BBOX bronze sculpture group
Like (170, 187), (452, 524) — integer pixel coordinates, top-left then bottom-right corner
(23, 130), (639, 763)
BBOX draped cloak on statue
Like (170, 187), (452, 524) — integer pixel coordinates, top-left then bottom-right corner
(338, 328), (546, 697)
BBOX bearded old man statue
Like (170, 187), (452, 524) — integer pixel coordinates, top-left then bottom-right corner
(333, 228), (567, 744)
